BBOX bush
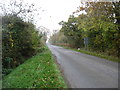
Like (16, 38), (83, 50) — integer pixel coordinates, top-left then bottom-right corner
(2, 15), (43, 75)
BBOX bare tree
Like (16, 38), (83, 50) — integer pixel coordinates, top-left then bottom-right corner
(0, 0), (41, 22)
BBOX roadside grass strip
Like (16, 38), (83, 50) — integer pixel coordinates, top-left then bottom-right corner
(74, 49), (119, 62)
(63, 46), (119, 62)
(3, 49), (67, 88)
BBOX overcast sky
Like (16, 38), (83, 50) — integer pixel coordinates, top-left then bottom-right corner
(1, 0), (82, 33)
(24, 0), (82, 32)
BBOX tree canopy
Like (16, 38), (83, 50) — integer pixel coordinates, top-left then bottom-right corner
(50, 1), (120, 58)
(1, 0), (44, 75)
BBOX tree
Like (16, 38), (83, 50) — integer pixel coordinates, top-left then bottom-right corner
(2, 15), (42, 70)
(1, 0), (43, 75)
(55, 1), (120, 58)
(0, 0), (40, 22)
(59, 15), (84, 48)
(73, 1), (120, 57)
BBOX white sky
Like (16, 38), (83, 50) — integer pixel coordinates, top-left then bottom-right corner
(1, 0), (82, 34)
(24, 0), (82, 32)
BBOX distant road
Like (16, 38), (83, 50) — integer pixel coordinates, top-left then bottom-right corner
(47, 44), (118, 88)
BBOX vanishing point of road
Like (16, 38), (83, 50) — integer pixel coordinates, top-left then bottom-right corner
(47, 44), (118, 88)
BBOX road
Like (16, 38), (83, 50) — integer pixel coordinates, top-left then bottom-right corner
(47, 44), (118, 88)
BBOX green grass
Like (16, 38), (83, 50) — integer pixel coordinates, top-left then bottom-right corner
(75, 49), (119, 62)
(3, 47), (67, 88)
(0, 80), (2, 89)
(60, 45), (119, 62)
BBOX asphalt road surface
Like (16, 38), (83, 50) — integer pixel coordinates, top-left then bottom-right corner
(47, 44), (118, 88)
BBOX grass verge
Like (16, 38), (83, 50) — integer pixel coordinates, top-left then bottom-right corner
(59, 45), (119, 62)
(2, 46), (67, 88)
